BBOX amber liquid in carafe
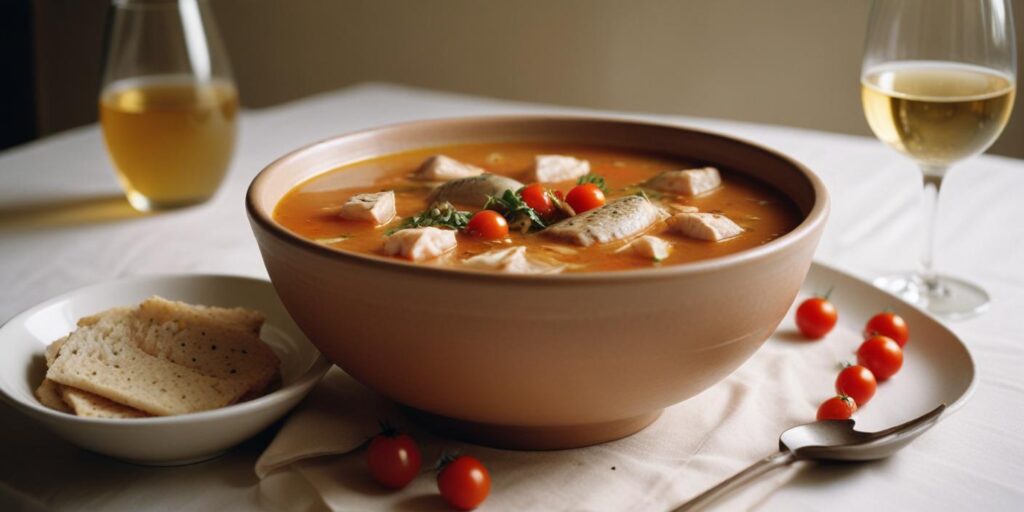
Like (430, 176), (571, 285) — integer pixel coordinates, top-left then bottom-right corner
(100, 76), (239, 211)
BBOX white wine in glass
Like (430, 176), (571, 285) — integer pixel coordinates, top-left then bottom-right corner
(100, 0), (238, 212)
(861, 0), (1017, 318)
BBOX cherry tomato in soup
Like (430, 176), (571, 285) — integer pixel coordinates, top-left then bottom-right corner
(835, 365), (877, 406)
(466, 210), (509, 240)
(795, 297), (837, 339)
(437, 455), (491, 510)
(817, 395), (857, 421)
(520, 184), (555, 216)
(864, 312), (909, 347)
(857, 335), (903, 381)
(366, 430), (422, 489)
(565, 183), (606, 213)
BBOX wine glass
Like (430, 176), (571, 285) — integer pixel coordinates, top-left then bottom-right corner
(100, 0), (238, 212)
(861, 0), (1017, 318)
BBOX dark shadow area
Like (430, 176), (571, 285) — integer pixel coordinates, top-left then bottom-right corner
(0, 0), (35, 150)
(784, 457), (895, 490)
(0, 194), (150, 230)
(771, 328), (817, 345)
(393, 494), (451, 512)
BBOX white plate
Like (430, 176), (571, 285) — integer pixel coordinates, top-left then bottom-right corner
(785, 263), (975, 431)
(0, 274), (332, 465)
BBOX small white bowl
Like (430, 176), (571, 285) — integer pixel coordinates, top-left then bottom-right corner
(0, 274), (331, 465)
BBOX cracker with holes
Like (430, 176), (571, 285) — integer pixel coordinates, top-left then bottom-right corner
(38, 297), (280, 417)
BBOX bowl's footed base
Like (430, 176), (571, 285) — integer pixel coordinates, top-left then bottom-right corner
(110, 449), (227, 466)
(402, 407), (664, 450)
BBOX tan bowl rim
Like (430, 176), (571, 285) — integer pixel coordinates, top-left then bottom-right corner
(246, 115), (830, 284)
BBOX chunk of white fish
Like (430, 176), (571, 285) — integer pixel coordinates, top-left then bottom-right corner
(667, 203), (699, 214)
(668, 212), (744, 241)
(429, 173), (524, 208)
(462, 246), (564, 274)
(620, 235), (672, 261)
(646, 167), (722, 196)
(412, 155), (485, 181)
(531, 155), (590, 183)
(338, 191), (396, 226)
(544, 195), (661, 246)
(383, 227), (457, 261)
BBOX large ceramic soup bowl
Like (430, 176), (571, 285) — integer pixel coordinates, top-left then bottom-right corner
(247, 116), (829, 449)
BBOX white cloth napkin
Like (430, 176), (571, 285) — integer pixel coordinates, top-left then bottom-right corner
(255, 323), (846, 512)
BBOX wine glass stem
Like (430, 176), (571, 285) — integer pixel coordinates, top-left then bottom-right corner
(919, 165), (947, 294)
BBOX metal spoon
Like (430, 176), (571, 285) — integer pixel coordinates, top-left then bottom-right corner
(672, 404), (946, 511)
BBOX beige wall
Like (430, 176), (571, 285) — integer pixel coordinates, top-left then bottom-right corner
(35, 0), (1024, 158)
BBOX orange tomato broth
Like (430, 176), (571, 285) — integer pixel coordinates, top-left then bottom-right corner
(273, 142), (802, 272)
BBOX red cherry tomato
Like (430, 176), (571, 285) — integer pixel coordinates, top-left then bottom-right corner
(366, 431), (422, 489)
(437, 455), (491, 510)
(835, 365), (877, 406)
(857, 335), (903, 381)
(466, 210), (509, 240)
(565, 183), (606, 213)
(520, 184), (555, 216)
(817, 395), (857, 421)
(795, 297), (837, 339)
(864, 312), (909, 347)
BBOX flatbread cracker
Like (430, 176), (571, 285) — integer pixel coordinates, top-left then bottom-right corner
(137, 297), (263, 335)
(133, 297), (279, 395)
(59, 385), (149, 419)
(46, 309), (250, 416)
(35, 379), (71, 413)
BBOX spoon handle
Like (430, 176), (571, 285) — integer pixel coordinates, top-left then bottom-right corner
(671, 450), (796, 512)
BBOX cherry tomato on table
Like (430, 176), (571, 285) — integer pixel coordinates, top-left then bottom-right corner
(817, 395), (857, 421)
(366, 428), (422, 489)
(835, 364), (877, 406)
(857, 335), (903, 381)
(795, 296), (837, 339)
(565, 183), (606, 213)
(520, 184), (555, 216)
(466, 210), (509, 240)
(864, 311), (909, 347)
(438, 455), (491, 510)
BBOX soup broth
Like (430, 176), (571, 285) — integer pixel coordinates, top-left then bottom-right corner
(274, 143), (802, 273)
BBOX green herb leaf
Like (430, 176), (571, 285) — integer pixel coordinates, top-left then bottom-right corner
(577, 173), (608, 193)
(484, 189), (548, 233)
(386, 202), (470, 235)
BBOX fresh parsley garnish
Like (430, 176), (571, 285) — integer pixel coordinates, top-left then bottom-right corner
(484, 189), (548, 233)
(386, 202), (470, 235)
(576, 173), (608, 193)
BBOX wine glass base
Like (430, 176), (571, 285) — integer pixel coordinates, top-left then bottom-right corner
(125, 190), (210, 213)
(873, 273), (989, 320)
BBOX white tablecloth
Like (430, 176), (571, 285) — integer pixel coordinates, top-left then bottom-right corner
(1, 84), (1022, 511)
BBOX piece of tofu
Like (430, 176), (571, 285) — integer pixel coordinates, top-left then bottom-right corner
(667, 212), (744, 242)
(625, 235), (672, 262)
(646, 167), (722, 196)
(462, 246), (562, 274)
(339, 191), (396, 226)
(412, 155), (485, 181)
(532, 155), (590, 183)
(383, 227), (458, 261)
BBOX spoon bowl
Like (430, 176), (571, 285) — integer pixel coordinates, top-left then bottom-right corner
(781, 404), (945, 461)
(675, 404), (946, 511)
